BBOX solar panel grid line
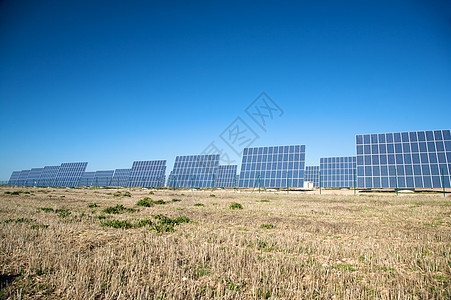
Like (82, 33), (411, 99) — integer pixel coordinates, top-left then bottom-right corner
(93, 170), (114, 187)
(238, 145), (306, 188)
(356, 130), (451, 189)
(214, 165), (238, 188)
(26, 168), (44, 186)
(129, 160), (166, 187)
(79, 172), (95, 187)
(305, 166), (320, 187)
(54, 162), (88, 187)
(169, 154), (219, 188)
(8, 171), (21, 185)
(111, 169), (131, 187)
(38, 166), (60, 187)
(17, 170), (31, 186)
(320, 157), (356, 188)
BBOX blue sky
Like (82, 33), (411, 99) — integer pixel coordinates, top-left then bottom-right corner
(1, 0), (450, 180)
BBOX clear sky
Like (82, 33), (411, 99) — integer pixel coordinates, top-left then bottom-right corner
(1, 0), (450, 180)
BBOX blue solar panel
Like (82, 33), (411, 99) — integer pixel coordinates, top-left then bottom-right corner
(111, 169), (131, 187)
(305, 166), (319, 187)
(129, 160), (166, 187)
(356, 130), (451, 188)
(8, 171), (21, 186)
(214, 165), (238, 187)
(320, 157), (356, 188)
(168, 154), (219, 188)
(93, 170), (114, 187)
(25, 168), (44, 186)
(54, 162), (88, 187)
(238, 145), (306, 188)
(38, 166), (60, 186)
(79, 172), (95, 186)
(166, 171), (175, 187)
(17, 170), (30, 186)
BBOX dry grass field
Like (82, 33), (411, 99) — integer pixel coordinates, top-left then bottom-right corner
(0, 186), (450, 299)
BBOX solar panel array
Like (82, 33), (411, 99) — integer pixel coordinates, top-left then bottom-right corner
(167, 171), (174, 187)
(38, 166), (60, 186)
(320, 157), (356, 188)
(8, 171), (21, 186)
(356, 130), (451, 188)
(17, 170), (30, 186)
(111, 169), (131, 187)
(214, 165), (238, 188)
(168, 154), (219, 188)
(79, 172), (95, 186)
(129, 160), (166, 187)
(26, 168), (44, 186)
(239, 145), (306, 188)
(6, 128), (450, 191)
(93, 170), (114, 187)
(54, 162), (88, 187)
(304, 166), (320, 187)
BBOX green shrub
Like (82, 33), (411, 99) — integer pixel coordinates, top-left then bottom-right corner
(153, 223), (175, 233)
(260, 224), (275, 229)
(137, 198), (166, 207)
(40, 207), (54, 213)
(31, 224), (50, 229)
(88, 203), (98, 208)
(135, 219), (153, 228)
(10, 191), (21, 196)
(209, 194), (216, 197)
(3, 218), (34, 224)
(171, 198), (181, 202)
(4, 191), (10, 194)
(136, 198), (153, 207)
(149, 191), (154, 195)
(101, 220), (133, 229)
(55, 209), (71, 218)
(230, 202), (243, 210)
(103, 205), (137, 214)
(174, 216), (190, 224)
(149, 215), (190, 233)
(259, 200), (270, 203)
(194, 203), (204, 207)
(113, 191), (132, 197)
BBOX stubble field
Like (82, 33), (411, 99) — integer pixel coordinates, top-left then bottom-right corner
(0, 186), (450, 299)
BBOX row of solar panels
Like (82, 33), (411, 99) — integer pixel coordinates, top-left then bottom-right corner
(7, 160), (238, 188)
(6, 129), (451, 189)
(305, 130), (451, 189)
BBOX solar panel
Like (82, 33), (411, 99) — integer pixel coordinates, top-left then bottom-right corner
(238, 145), (306, 188)
(54, 162), (88, 187)
(93, 170), (114, 187)
(17, 170), (30, 186)
(129, 160), (166, 187)
(167, 171), (174, 187)
(111, 169), (131, 187)
(159, 174), (166, 187)
(79, 172), (95, 186)
(320, 157), (356, 188)
(356, 130), (451, 188)
(214, 165), (238, 188)
(305, 166), (320, 187)
(168, 154), (219, 188)
(26, 168), (44, 186)
(38, 166), (60, 187)
(8, 171), (21, 186)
